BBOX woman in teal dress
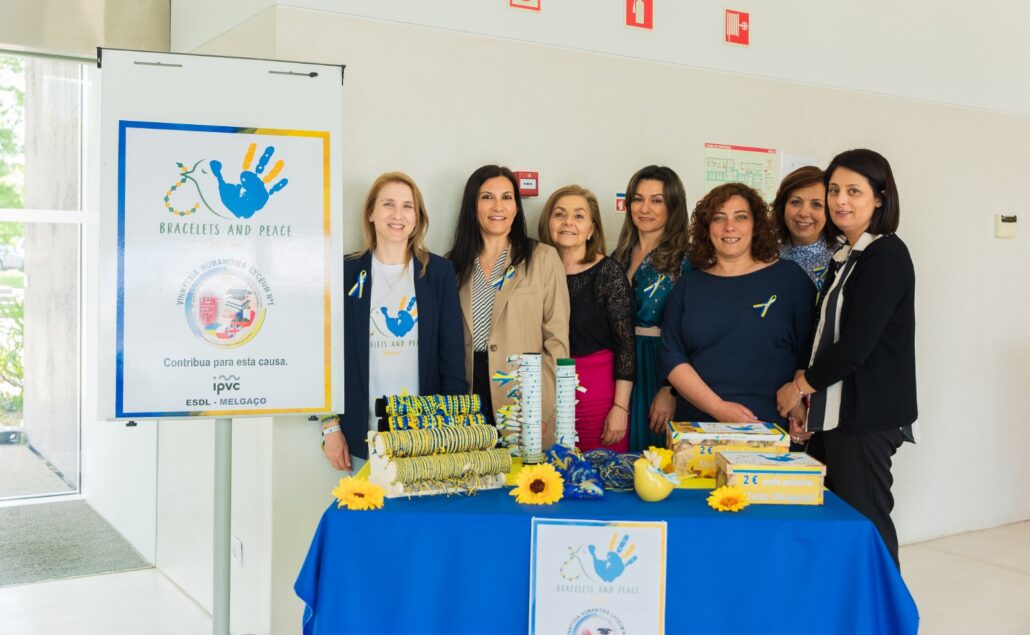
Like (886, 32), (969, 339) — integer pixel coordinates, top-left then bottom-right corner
(612, 165), (691, 451)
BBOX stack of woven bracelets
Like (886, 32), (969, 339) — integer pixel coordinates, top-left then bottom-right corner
(366, 394), (511, 498)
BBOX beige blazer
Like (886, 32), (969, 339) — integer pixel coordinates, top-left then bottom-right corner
(460, 242), (570, 446)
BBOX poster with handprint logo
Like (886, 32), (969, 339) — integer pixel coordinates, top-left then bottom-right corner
(530, 518), (667, 635)
(116, 121), (335, 417)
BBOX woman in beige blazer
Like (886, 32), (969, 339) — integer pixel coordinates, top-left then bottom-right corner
(448, 165), (570, 447)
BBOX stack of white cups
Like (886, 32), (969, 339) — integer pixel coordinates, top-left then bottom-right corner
(554, 358), (578, 449)
(519, 352), (543, 464)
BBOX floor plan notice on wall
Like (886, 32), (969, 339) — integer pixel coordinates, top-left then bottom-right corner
(703, 142), (780, 202)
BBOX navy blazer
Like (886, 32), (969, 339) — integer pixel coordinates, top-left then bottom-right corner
(341, 251), (468, 458)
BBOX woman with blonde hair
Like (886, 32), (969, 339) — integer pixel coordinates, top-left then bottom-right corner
(539, 185), (635, 451)
(611, 165), (691, 451)
(321, 172), (467, 471)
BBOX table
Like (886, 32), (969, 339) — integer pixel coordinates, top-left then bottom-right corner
(295, 489), (918, 634)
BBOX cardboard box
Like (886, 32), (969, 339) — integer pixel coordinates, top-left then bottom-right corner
(666, 421), (788, 478)
(716, 451), (826, 506)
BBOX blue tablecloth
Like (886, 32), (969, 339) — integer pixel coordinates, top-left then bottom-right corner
(295, 489), (917, 634)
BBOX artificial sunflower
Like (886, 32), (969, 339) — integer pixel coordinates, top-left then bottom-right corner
(645, 446), (674, 473)
(707, 485), (749, 512)
(332, 477), (385, 511)
(510, 463), (564, 505)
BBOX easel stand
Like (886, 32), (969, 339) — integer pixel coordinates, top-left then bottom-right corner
(213, 417), (231, 635)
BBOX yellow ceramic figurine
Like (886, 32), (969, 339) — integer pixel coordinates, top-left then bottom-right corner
(633, 450), (678, 502)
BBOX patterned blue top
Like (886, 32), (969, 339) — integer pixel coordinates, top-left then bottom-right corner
(631, 253), (692, 328)
(779, 241), (837, 291)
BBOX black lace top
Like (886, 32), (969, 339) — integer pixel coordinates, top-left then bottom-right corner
(566, 257), (636, 381)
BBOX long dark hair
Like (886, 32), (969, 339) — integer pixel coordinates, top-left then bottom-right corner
(611, 165), (690, 277)
(448, 165), (536, 287)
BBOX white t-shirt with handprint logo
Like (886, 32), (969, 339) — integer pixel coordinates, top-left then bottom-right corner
(368, 254), (420, 431)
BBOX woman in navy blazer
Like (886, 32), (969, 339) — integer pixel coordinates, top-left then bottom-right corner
(322, 173), (467, 470)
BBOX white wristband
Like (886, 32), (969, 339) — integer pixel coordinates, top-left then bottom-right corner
(321, 425), (341, 438)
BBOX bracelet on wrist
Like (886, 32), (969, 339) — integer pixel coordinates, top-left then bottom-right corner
(321, 425), (341, 438)
(612, 402), (629, 414)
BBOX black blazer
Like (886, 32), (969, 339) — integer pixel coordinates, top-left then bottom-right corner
(341, 251), (468, 458)
(806, 234), (917, 433)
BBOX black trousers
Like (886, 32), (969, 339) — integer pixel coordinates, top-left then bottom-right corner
(471, 351), (495, 427)
(807, 427), (906, 568)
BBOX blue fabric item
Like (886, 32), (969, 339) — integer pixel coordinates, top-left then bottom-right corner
(627, 254), (691, 452)
(295, 489), (918, 635)
(544, 445), (604, 499)
(342, 252), (468, 459)
(780, 241), (837, 291)
(659, 260), (815, 427)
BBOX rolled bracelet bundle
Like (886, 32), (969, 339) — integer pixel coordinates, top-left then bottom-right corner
(401, 473), (504, 495)
(376, 394), (482, 417)
(372, 424), (498, 458)
(387, 448), (512, 484)
(382, 413), (488, 431)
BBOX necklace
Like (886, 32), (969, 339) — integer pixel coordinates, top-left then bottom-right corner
(374, 254), (409, 291)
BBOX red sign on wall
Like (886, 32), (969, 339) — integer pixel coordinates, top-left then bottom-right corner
(725, 10), (750, 46)
(626, 0), (653, 30)
(510, 0), (541, 11)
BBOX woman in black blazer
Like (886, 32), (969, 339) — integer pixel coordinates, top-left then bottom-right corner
(776, 149), (916, 567)
(322, 172), (467, 471)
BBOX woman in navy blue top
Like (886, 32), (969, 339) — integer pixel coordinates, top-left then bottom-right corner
(322, 172), (467, 471)
(660, 183), (814, 428)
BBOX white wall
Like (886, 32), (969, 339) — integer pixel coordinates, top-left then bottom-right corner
(163, 4), (1030, 631)
(0, 0), (168, 56)
(173, 0), (1030, 116)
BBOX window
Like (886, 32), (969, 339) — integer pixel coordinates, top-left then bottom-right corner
(0, 53), (88, 500)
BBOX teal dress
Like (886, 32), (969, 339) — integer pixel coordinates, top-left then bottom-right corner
(627, 252), (691, 452)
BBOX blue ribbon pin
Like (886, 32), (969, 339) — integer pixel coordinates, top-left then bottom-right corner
(643, 274), (666, 298)
(491, 265), (515, 291)
(348, 270), (367, 299)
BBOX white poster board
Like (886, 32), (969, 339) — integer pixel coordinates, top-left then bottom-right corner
(704, 142), (781, 202)
(530, 518), (667, 635)
(98, 50), (344, 418)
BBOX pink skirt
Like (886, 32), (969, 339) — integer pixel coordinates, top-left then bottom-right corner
(574, 349), (629, 453)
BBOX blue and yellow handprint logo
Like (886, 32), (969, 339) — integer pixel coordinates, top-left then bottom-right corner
(587, 533), (637, 583)
(210, 143), (288, 219)
(163, 142), (288, 220)
(560, 533), (638, 584)
(372, 296), (418, 338)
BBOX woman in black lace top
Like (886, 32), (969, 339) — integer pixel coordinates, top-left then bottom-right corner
(538, 185), (635, 451)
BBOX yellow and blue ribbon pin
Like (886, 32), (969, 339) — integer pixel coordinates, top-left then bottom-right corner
(643, 274), (666, 298)
(491, 265), (516, 290)
(492, 370), (517, 386)
(348, 269), (367, 299)
(752, 294), (777, 318)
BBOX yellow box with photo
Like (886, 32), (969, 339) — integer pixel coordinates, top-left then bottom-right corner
(666, 421), (788, 478)
(715, 451), (826, 506)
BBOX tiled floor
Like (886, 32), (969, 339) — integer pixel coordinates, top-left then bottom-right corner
(0, 569), (211, 635)
(0, 522), (1027, 634)
(901, 521), (1030, 634)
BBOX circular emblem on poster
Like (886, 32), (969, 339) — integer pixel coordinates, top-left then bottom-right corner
(184, 266), (266, 348)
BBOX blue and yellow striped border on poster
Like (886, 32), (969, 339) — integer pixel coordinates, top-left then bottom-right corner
(528, 518), (667, 634)
(115, 120), (332, 418)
